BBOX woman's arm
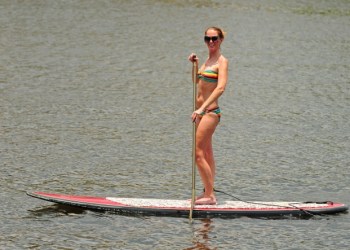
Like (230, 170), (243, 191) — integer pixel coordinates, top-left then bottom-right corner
(189, 53), (199, 84)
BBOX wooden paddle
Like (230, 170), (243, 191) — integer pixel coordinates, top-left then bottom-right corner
(189, 57), (198, 221)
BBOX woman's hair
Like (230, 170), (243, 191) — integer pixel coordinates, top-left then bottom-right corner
(205, 27), (226, 39)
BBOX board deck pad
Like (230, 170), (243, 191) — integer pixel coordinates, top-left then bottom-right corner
(27, 191), (348, 218)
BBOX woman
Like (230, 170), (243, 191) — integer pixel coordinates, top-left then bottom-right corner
(188, 27), (228, 205)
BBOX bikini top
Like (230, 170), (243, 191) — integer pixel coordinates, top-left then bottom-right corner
(198, 69), (219, 83)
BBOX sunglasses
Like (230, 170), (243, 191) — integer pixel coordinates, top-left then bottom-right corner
(204, 36), (219, 43)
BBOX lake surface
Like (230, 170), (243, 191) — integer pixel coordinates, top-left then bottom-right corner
(1, 0), (349, 249)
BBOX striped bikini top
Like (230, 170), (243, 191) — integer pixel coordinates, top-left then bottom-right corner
(198, 69), (218, 83)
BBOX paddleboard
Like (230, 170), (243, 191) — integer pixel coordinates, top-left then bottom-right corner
(27, 191), (348, 218)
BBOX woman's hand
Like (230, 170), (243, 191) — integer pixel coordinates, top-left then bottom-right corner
(188, 53), (198, 63)
(192, 109), (204, 122)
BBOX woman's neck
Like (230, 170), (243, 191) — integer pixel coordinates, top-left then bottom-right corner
(207, 51), (221, 64)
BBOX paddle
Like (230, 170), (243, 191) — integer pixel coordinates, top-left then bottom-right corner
(189, 57), (198, 221)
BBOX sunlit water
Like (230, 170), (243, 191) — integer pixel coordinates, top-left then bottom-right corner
(1, 0), (349, 249)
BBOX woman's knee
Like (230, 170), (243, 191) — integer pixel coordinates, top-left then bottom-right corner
(195, 148), (206, 163)
(195, 147), (204, 158)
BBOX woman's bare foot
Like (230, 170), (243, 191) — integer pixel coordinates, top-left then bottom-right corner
(187, 193), (205, 202)
(195, 193), (205, 200)
(195, 197), (217, 205)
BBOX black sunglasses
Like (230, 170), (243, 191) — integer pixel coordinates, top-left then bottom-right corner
(204, 36), (219, 43)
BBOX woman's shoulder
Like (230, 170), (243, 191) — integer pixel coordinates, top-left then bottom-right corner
(218, 56), (228, 70)
(219, 55), (228, 64)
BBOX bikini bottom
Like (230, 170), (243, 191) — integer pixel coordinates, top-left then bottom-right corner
(199, 107), (221, 121)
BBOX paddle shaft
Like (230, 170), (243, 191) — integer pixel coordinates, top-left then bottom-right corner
(189, 60), (198, 221)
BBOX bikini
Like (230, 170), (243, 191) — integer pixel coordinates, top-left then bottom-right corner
(198, 69), (219, 83)
(199, 107), (221, 121)
(197, 68), (221, 121)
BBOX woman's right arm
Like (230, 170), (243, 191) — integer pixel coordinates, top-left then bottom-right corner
(188, 53), (199, 84)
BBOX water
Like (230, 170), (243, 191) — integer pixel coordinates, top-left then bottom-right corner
(1, 0), (349, 249)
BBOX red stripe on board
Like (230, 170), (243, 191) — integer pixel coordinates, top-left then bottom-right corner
(34, 192), (127, 206)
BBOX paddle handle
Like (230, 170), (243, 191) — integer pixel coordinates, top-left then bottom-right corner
(189, 59), (198, 221)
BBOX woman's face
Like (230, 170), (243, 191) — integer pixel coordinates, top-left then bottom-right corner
(204, 29), (222, 51)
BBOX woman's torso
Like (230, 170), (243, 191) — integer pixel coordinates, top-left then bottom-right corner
(197, 61), (220, 109)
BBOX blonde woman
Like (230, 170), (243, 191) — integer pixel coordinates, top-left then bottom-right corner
(188, 27), (228, 205)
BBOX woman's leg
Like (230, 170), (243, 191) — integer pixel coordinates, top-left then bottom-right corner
(195, 113), (219, 205)
(195, 136), (215, 200)
(205, 137), (216, 183)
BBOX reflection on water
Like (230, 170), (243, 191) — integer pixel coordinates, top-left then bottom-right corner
(185, 219), (216, 250)
(27, 204), (87, 218)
